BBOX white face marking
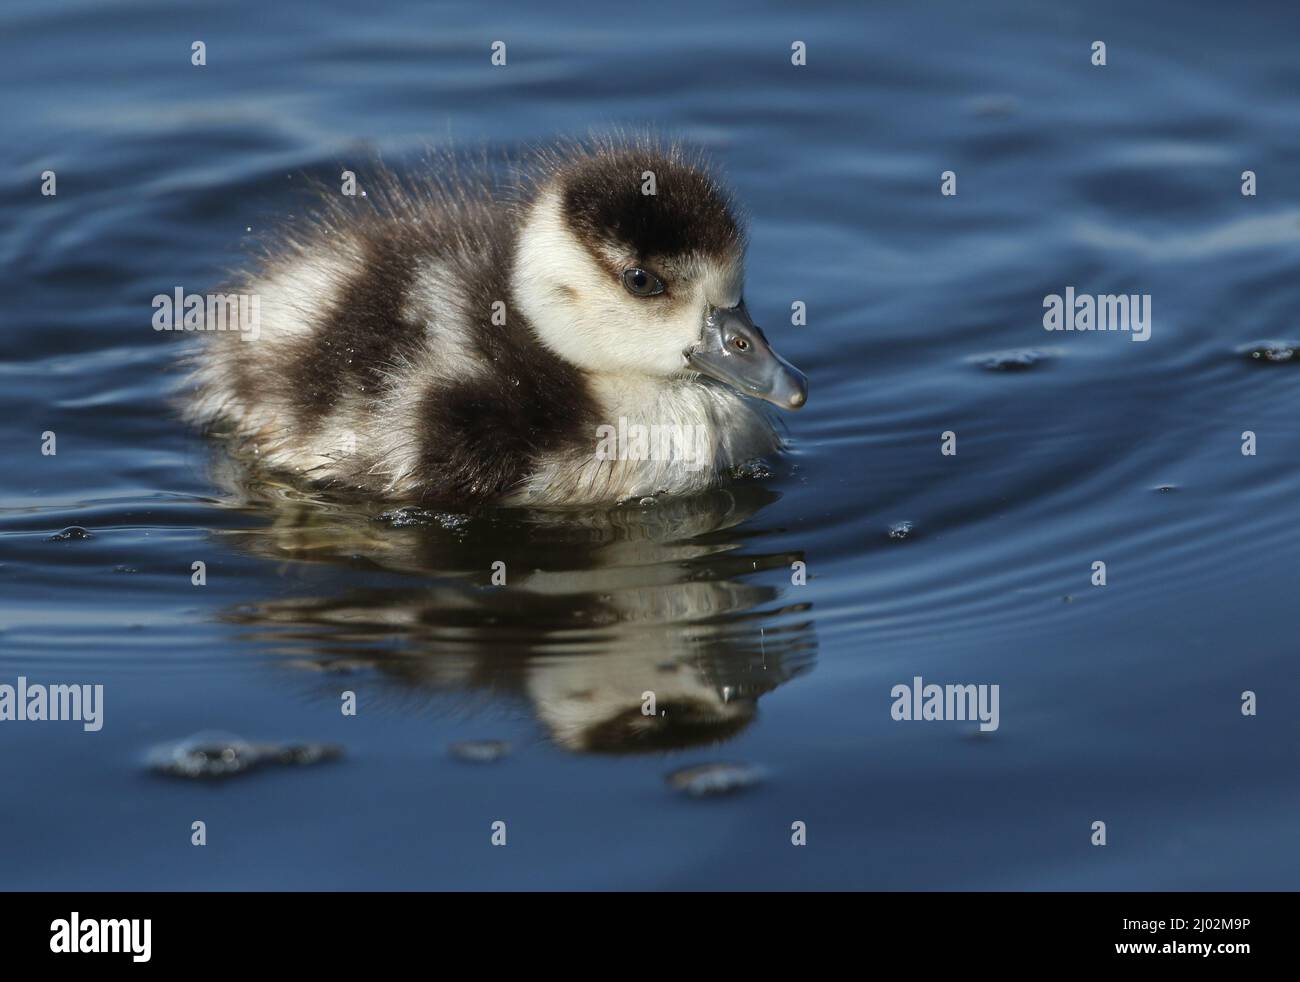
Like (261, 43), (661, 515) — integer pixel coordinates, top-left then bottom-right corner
(511, 189), (744, 377)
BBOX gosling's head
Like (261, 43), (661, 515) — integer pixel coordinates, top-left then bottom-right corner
(512, 145), (807, 410)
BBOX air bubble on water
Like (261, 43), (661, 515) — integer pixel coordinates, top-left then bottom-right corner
(666, 762), (765, 798)
(47, 526), (92, 541)
(148, 731), (343, 780)
(888, 520), (914, 540)
(449, 739), (511, 764)
(969, 348), (1053, 372)
(1236, 339), (1299, 365)
(733, 458), (773, 480)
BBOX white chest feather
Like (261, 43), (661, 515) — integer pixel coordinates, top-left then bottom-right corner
(507, 374), (780, 505)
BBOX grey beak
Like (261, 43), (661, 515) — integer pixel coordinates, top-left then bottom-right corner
(685, 305), (808, 410)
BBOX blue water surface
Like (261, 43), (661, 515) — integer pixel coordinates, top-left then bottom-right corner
(1, 0), (1298, 889)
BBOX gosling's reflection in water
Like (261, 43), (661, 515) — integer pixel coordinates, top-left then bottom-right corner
(216, 477), (817, 754)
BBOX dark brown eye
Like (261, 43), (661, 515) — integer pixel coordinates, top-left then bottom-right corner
(622, 267), (665, 297)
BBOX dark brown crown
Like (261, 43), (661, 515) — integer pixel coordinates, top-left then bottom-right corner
(556, 146), (744, 262)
